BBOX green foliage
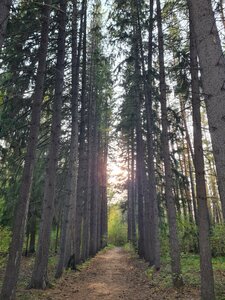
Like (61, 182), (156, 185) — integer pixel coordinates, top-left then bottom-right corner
(177, 218), (198, 254)
(211, 224), (225, 257)
(0, 226), (11, 266)
(160, 218), (199, 257)
(0, 226), (11, 254)
(159, 223), (170, 257)
(123, 242), (137, 256)
(108, 204), (127, 246)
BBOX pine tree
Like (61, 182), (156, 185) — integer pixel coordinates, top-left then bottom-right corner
(189, 8), (215, 299)
(29, 0), (67, 288)
(188, 0), (225, 220)
(0, 1), (51, 298)
(156, 0), (183, 288)
(0, 0), (12, 50)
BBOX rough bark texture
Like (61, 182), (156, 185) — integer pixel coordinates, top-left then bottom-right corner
(145, 0), (160, 269)
(0, 0), (12, 50)
(189, 11), (215, 300)
(133, 43), (145, 258)
(89, 115), (99, 255)
(0, 2), (51, 299)
(156, 0), (183, 288)
(97, 137), (103, 251)
(188, 0), (225, 220)
(130, 130), (136, 245)
(55, 0), (80, 278)
(75, 0), (88, 264)
(29, 0), (67, 288)
(89, 52), (98, 257)
(101, 133), (108, 248)
(128, 141), (136, 245)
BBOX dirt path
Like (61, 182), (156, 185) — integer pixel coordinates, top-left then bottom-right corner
(25, 247), (199, 300)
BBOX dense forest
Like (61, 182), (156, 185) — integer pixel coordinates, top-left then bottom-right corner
(0, 0), (225, 299)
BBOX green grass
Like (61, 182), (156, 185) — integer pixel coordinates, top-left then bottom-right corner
(143, 252), (225, 299)
(123, 242), (137, 256)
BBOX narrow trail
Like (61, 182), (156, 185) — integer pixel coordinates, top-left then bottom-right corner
(31, 247), (199, 300)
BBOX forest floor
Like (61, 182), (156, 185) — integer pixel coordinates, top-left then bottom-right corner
(13, 247), (202, 300)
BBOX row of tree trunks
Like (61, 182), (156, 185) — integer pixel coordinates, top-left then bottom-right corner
(29, 0), (67, 288)
(188, 0), (225, 221)
(80, 0), (90, 262)
(0, 1), (52, 298)
(189, 9), (215, 300)
(55, 0), (81, 278)
(0, 0), (110, 297)
(75, 0), (88, 265)
(156, 0), (183, 288)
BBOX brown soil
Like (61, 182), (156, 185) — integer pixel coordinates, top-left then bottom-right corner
(21, 247), (200, 300)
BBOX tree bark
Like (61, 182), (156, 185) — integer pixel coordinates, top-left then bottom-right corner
(130, 129), (136, 245)
(75, 0), (88, 264)
(89, 42), (99, 257)
(89, 113), (99, 255)
(101, 130), (108, 248)
(188, 0), (225, 220)
(189, 10), (215, 300)
(29, 0), (67, 288)
(133, 42), (145, 258)
(156, 0), (183, 288)
(55, 0), (81, 277)
(145, 0), (160, 269)
(0, 2), (51, 299)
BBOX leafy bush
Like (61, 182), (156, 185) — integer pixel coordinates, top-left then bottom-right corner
(108, 204), (127, 246)
(160, 218), (199, 257)
(0, 226), (11, 254)
(211, 224), (225, 257)
(177, 217), (198, 254)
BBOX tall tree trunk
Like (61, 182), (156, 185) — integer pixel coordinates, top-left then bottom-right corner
(29, 0), (67, 288)
(0, 2), (51, 298)
(156, 0), (183, 288)
(97, 137), (103, 251)
(89, 112), (99, 255)
(130, 129), (136, 245)
(0, 0), (12, 50)
(146, 0), (160, 269)
(55, 0), (82, 277)
(81, 10), (93, 258)
(189, 11), (215, 300)
(133, 42), (145, 258)
(89, 65), (99, 256)
(188, 0), (225, 220)
(75, 0), (88, 264)
(127, 142), (132, 242)
(127, 136), (137, 246)
(134, 0), (160, 267)
(100, 143), (108, 248)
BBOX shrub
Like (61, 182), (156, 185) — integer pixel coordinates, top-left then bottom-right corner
(211, 224), (225, 257)
(177, 217), (198, 254)
(108, 204), (127, 246)
(0, 226), (11, 255)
